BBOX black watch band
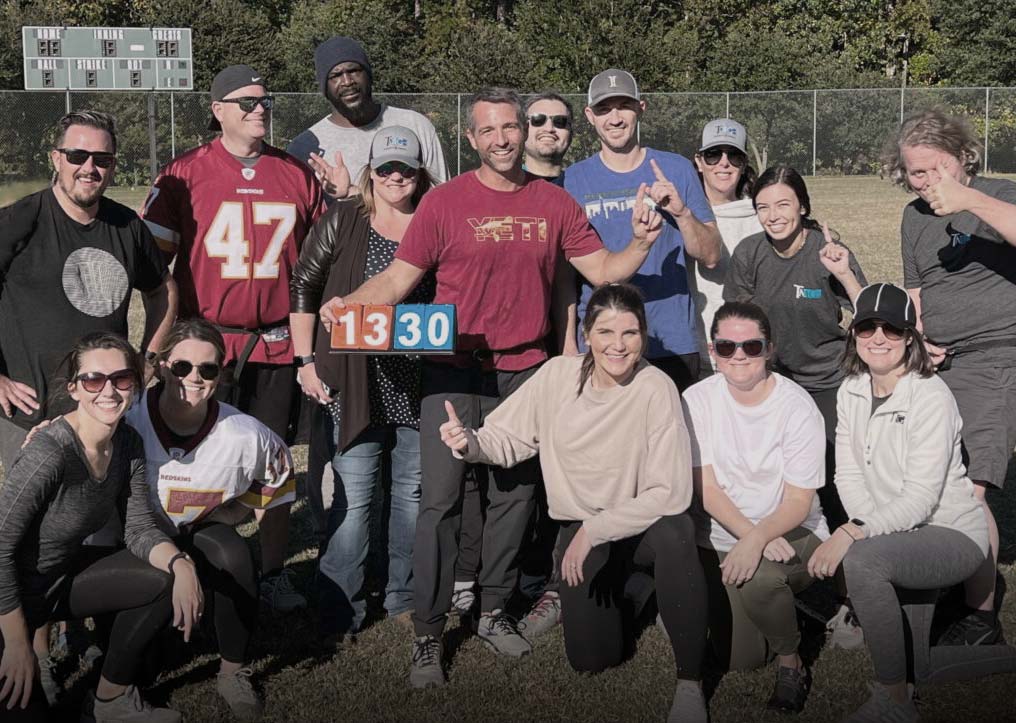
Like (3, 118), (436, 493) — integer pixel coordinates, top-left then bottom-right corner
(849, 518), (867, 539)
(294, 354), (315, 368)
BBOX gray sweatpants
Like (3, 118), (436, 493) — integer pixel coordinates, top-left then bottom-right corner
(843, 524), (1016, 685)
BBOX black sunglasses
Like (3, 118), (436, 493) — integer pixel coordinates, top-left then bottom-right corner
(75, 369), (137, 393)
(528, 114), (570, 129)
(854, 320), (905, 341)
(56, 148), (116, 169)
(169, 360), (221, 381)
(217, 96), (274, 113)
(374, 162), (418, 179)
(700, 147), (747, 169)
(713, 338), (768, 358)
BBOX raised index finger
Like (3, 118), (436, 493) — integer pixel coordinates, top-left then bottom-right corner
(649, 158), (668, 183)
(444, 400), (460, 424)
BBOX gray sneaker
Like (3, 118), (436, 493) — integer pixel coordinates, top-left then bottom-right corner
(668, 680), (708, 723)
(216, 667), (264, 720)
(38, 655), (60, 707)
(519, 591), (561, 639)
(89, 685), (181, 723)
(477, 609), (532, 657)
(410, 635), (446, 689)
(843, 683), (919, 723)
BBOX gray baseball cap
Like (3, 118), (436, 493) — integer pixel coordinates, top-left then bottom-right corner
(369, 126), (422, 169)
(587, 69), (640, 107)
(699, 118), (748, 153)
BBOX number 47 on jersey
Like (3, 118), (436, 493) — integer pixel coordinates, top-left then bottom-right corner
(330, 304), (456, 353)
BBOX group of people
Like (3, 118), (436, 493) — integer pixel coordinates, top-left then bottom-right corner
(1, 32), (1016, 723)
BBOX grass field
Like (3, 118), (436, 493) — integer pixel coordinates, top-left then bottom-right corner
(5, 175), (1016, 722)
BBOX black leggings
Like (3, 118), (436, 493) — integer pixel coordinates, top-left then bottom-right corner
(555, 513), (707, 678)
(176, 522), (259, 664)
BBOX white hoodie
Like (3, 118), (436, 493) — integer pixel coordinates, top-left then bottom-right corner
(689, 197), (762, 370)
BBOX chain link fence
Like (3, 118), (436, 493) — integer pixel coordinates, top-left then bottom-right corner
(2, 87), (1014, 191)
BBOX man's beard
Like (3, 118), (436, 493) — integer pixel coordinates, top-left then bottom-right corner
(326, 84), (378, 126)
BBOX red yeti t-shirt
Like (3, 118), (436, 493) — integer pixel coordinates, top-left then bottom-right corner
(396, 171), (603, 371)
(141, 138), (325, 364)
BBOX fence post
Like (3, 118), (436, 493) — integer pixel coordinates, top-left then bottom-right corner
(899, 85), (905, 125)
(65, 89), (70, 113)
(456, 93), (461, 177)
(984, 87), (990, 174)
(170, 92), (176, 158)
(812, 90), (817, 176)
(725, 91), (730, 118)
(147, 93), (158, 183)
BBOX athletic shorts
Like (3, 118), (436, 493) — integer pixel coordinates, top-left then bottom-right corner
(215, 362), (300, 443)
(938, 364), (1016, 488)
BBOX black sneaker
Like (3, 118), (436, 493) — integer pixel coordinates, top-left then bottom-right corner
(766, 665), (811, 713)
(938, 612), (1005, 646)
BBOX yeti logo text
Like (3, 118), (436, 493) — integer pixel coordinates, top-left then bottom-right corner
(794, 284), (823, 300)
(468, 216), (548, 243)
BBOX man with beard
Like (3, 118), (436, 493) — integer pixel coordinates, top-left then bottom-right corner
(523, 92), (574, 186)
(0, 110), (176, 473)
(288, 36), (448, 200)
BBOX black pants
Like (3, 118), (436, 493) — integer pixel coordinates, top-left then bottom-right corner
(215, 362), (300, 443)
(809, 386), (846, 528)
(177, 522), (259, 664)
(1, 548), (174, 722)
(555, 514), (707, 677)
(412, 362), (540, 637)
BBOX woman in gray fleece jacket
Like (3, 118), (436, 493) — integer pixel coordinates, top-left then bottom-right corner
(0, 332), (201, 723)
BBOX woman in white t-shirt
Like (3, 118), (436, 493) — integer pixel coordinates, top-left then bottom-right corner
(683, 300), (827, 715)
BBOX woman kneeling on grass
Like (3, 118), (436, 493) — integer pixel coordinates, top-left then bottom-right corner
(0, 332), (201, 723)
(439, 283), (708, 722)
(683, 301), (828, 714)
(808, 283), (1016, 722)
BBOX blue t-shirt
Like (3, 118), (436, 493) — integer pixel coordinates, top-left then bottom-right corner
(564, 148), (715, 358)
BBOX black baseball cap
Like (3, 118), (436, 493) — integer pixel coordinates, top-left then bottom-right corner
(851, 283), (917, 331)
(208, 64), (267, 131)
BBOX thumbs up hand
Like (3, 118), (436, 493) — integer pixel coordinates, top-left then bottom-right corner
(926, 158), (973, 217)
(439, 400), (470, 453)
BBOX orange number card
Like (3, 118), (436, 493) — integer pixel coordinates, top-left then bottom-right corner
(360, 305), (394, 350)
(330, 303), (363, 350)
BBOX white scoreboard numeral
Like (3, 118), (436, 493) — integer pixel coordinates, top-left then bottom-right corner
(427, 312), (450, 346)
(397, 311), (422, 347)
(337, 309), (358, 347)
(363, 311), (389, 347)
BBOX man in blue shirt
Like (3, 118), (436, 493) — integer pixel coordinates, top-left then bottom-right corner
(565, 69), (721, 389)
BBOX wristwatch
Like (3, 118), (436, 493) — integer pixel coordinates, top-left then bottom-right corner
(849, 518), (867, 539)
(294, 354), (315, 368)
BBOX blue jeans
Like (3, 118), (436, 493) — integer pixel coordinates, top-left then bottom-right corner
(317, 418), (421, 634)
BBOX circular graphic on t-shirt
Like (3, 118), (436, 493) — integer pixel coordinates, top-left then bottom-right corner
(62, 247), (129, 318)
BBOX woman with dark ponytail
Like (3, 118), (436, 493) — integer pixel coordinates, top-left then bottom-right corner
(439, 283), (709, 723)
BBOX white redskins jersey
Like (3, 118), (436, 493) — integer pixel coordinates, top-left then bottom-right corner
(126, 388), (295, 533)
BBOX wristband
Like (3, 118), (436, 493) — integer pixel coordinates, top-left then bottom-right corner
(168, 551), (190, 576)
(836, 525), (862, 542)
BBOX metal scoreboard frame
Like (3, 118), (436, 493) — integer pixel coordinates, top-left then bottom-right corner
(22, 26), (193, 91)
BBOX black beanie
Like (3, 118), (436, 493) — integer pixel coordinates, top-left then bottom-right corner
(314, 36), (372, 94)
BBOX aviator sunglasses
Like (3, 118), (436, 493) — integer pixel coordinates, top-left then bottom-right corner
(374, 162), (417, 179)
(217, 96), (274, 113)
(528, 114), (570, 129)
(713, 338), (768, 358)
(700, 147), (747, 169)
(56, 148), (116, 169)
(74, 369), (137, 393)
(168, 360), (221, 381)
(854, 320), (905, 341)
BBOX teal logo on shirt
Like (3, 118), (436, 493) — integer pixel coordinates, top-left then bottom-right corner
(794, 284), (822, 300)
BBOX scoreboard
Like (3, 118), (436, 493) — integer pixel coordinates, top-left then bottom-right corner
(22, 26), (193, 91)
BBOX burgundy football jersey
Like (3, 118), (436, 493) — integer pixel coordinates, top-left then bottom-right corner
(141, 138), (324, 364)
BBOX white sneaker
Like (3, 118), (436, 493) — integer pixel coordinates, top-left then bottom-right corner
(88, 685), (181, 723)
(217, 667), (264, 720)
(450, 583), (475, 616)
(259, 568), (307, 612)
(827, 603), (865, 650)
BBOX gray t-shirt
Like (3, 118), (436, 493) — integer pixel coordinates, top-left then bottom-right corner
(901, 176), (1016, 366)
(286, 105), (449, 201)
(0, 419), (168, 624)
(724, 228), (866, 391)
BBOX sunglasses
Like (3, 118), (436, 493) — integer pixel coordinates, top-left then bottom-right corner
(217, 96), (274, 113)
(168, 360), (221, 381)
(56, 148), (116, 169)
(528, 114), (570, 129)
(374, 162), (417, 179)
(700, 147), (747, 169)
(854, 320), (905, 341)
(75, 369), (137, 393)
(713, 338), (768, 358)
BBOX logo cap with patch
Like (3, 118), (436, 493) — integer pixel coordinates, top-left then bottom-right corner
(369, 126), (422, 170)
(209, 64), (267, 131)
(699, 118), (748, 153)
(587, 69), (640, 107)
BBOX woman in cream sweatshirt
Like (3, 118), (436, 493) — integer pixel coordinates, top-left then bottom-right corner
(808, 283), (1015, 723)
(440, 283), (708, 723)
